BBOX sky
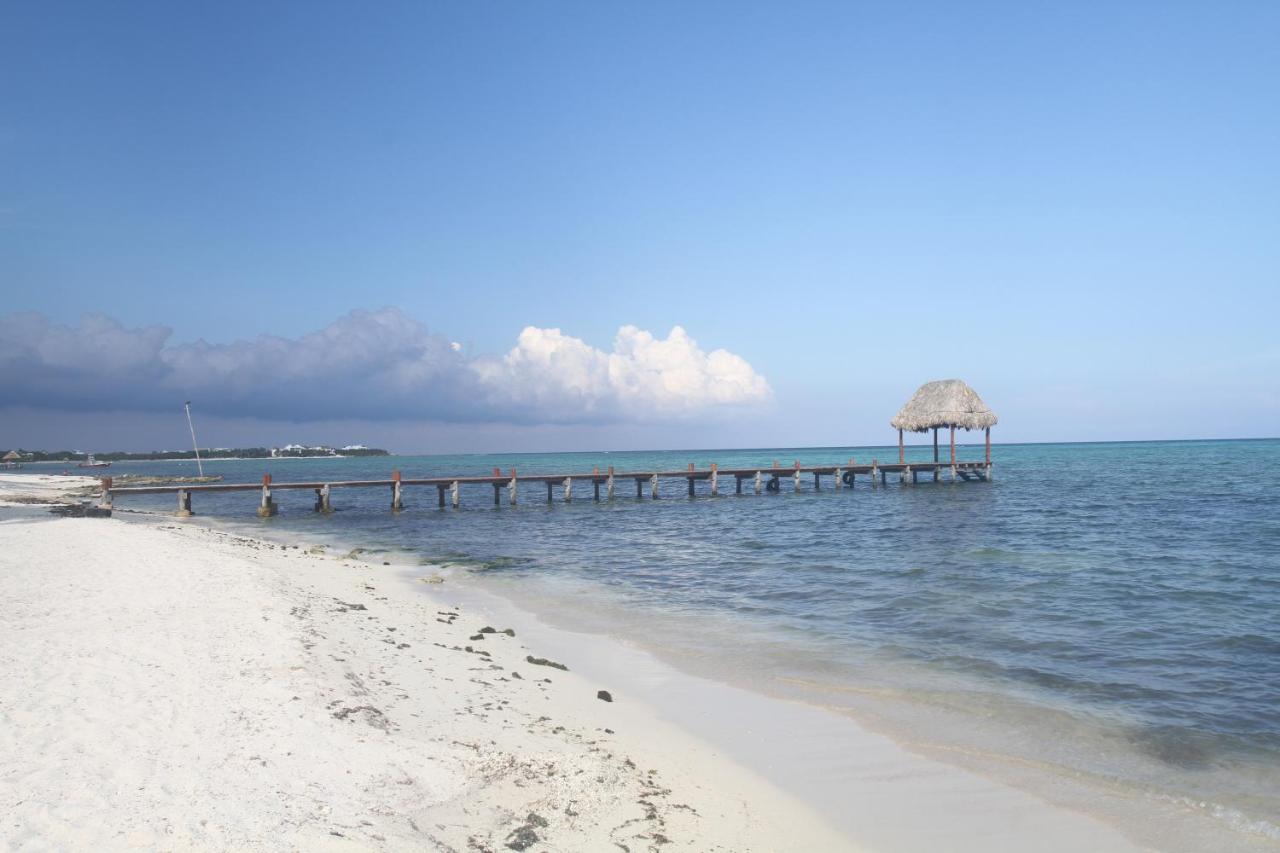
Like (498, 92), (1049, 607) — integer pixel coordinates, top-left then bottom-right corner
(2, 1), (1278, 453)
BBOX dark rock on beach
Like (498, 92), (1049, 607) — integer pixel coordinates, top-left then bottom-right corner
(596, 690), (613, 703)
(525, 655), (568, 671)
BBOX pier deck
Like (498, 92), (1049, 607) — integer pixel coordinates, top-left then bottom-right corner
(95, 458), (992, 517)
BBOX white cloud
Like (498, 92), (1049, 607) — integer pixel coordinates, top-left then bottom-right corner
(473, 325), (771, 416)
(0, 309), (771, 424)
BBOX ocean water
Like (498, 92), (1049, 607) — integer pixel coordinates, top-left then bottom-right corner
(93, 439), (1280, 847)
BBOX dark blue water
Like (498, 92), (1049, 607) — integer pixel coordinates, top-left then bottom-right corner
(93, 438), (1280, 843)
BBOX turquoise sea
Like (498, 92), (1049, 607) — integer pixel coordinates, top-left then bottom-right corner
(90, 438), (1280, 848)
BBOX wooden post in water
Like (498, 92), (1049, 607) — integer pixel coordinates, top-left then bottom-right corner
(391, 470), (404, 512)
(899, 429), (905, 464)
(450, 480), (460, 508)
(545, 480), (553, 502)
(315, 484), (332, 513)
(950, 425), (957, 479)
(870, 459), (879, 487)
(686, 462), (695, 497)
(437, 484), (446, 508)
(99, 477), (113, 511)
(793, 461), (801, 492)
(635, 477), (644, 499)
(508, 469), (518, 505)
(176, 488), (193, 517)
(735, 475), (743, 494)
(754, 471), (762, 494)
(650, 473), (659, 499)
(563, 476), (572, 502)
(593, 467), (601, 501)
(710, 463), (718, 496)
(257, 474), (277, 517)
(607, 466), (615, 500)
(834, 467), (843, 490)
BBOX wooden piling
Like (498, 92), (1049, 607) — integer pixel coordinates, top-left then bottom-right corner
(898, 429), (905, 464)
(391, 470), (403, 512)
(508, 469), (518, 505)
(607, 466), (615, 500)
(450, 480), (460, 508)
(710, 463), (718, 496)
(563, 477), (572, 502)
(754, 471), (762, 494)
(257, 474), (277, 517)
(176, 488), (193, 517)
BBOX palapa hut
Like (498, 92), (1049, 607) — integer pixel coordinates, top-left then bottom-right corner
(2, 451), (20, 462)
(890, 379), (997, 468)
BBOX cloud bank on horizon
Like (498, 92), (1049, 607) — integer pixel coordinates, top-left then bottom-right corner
(0, 309), (771, 424)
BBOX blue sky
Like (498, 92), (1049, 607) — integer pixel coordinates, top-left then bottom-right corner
(2, 2), (1277, 452)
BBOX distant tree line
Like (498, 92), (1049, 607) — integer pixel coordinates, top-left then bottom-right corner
(12, 447), (391, 462)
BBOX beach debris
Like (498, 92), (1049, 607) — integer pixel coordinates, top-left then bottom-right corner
(332, 599), (367, 612)
(525, 655), (568, 671)
(419, 575), (445, 584)
(469, 634), (485, 641)
(331, 704), (390, 730)
(511, 672), (522, 679)
(502, 628), (515, 636)
(478, 626), (496, 634)
(596, 690), (613, 703)
(343, 548), (365, 560)
(505, 813), (548, 851)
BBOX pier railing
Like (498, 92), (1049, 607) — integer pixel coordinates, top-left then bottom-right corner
(94, 457), (992, 517)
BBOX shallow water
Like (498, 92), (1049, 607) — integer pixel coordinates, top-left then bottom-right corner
(93, 439), (1280, 846)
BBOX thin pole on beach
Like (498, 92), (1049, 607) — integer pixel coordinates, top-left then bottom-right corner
(184, 401), (204, 477)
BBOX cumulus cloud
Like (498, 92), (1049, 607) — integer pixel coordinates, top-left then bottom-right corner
(0, 309), (771, 424)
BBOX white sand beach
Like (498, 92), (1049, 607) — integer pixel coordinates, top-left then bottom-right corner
(0, 473), (1145, 851)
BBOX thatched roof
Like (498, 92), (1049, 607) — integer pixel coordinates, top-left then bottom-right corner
(2, 450), (21, 461)
(890, 379), (997, 432)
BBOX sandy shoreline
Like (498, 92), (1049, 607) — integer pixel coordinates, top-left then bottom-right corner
(0, 473), (1145, 851)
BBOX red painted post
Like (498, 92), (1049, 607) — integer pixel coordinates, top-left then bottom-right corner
(263, 473), (271, 486)
(393, 469), (401, 482)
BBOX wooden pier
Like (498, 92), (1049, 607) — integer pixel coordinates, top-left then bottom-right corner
(95, 457), (993, 517)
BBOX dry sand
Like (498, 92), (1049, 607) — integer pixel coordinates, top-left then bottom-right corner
(0, 473), (1144, 851)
